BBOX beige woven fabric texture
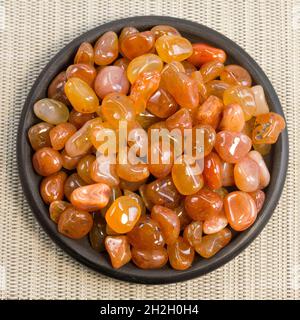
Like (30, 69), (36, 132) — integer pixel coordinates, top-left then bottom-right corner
(0, 0), (299, 300)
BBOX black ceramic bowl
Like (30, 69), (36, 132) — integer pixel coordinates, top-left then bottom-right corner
(17, 16), (288, 284)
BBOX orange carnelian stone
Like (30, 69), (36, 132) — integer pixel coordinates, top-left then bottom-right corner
(58, 206), (93, 239)
(196, 95), (223, 129)
(161, 63), (199, 110)
(145, 176), (181, 209)
(66, 63), (96, 87)
(94, 31), (118, 66)
(200, 60), (224, 83)
(105, 196), (141, 233)
(131, 247), (168, 269)
(127, 215), (165, 249)
(220, 64), (252, 87)
(224, 191), (257, 231)
(203, 210), (228, 234)
(187, 43), (226, 67)
(203, 151), (223, 190)
(219, 103), (245, 132)
(252, 112), (286, 144)
(155, 35), (193, 63)
(248, 190), (265, 213)
(151, 205), (180, 245)
(167, 237), (195, 270)
(196, 228), (231, 258)
(49, 123), (77, 151)
(40, 171), (67, 204)
(121, 31), (155, 60)
(32, 147), (62, 176)
(214, 131), (252, 163)
(130, 71), (161, 114)
(65, 77), (99, 113)
(185, 188), (223, 221)
(183, 221), (202, 248)
(64, 173), (86, 201)
(70, 183), (111, 211)
(172, 156), (204, 195)
(74, 42), (94, 65)
(105, 236), (131, 269)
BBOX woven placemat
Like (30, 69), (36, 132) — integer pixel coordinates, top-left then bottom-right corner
(0, 0), (299, 300)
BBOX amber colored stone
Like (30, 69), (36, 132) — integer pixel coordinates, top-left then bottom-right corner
(94, 31), (118, 65)
(161, 63), (199, 110)
(167, 237), (195, 270)
(105, 236), (131, 269)
(192, 124), (216, 157)
(203, 210), (228, 234)
(70, 183), (111, 211)
(113, 57), (130, 71)
(185, 188), (223, 221)
(49, 200), (71, 223)
(76, 154), (95, 184)
(248, 190), (265, 213)
(131, 247), (168, 269)
(205, 80), (230, 99)
(248, 150), (270, 189)
(130, 71), (161, 114)
(196, 228), (231, 258)
(172, 156), (204, 195)
(203, 151), (223, 190)
(49, 123), (77, 150)
(64, 77), (99, 113)
(47, 71), (70, 105)
(40, 171), (67, 204)
(32, 147), (62, 176)
(61, 150), (82, 170)
(234, 156), (260, 192)
(100, 93), (135, 128)
(105, 196), (141, 233)
(151, 25), (181, 38)
(190, 71), (208, 103)
(219, 103), (245, 132)
(64, 173), (87, 201)
(145, 176), (181, 209)
(58, 206), (93, 239)
(138, 184), (154, 211)
(220, 64), (252, 87)
(123, 189), (146, 216)
(66, 63), (96, 87)
(89, 214), (107, 252)
(28, 122), (54, 151)
(224, 191), (257, 231)
(187, 43), (226, 67)
(174, 203), (192, 231)
(120, 31), (155, 60)
(65, 117), (102, 157)
(147, 88), (178, 118)
(223, 85), (256, 121)
(200, 60), (224, 83)
(155, 35), (193, 63)
(165, 108), (193, 133)
(127, 215), (165, 249)
(183, 221), (202, 248)
(221, 161), (235, 187)
(100, 186), (122, 217)
(74, 42), (94, 65)
(68, 109), (95, 129)
(196, 95), (223, 129)
(90, 158), (119, 187)
(252, 112), (286, 144)
(151, 205), (180, 245)
(214, 131), (252, 163)
(127, 53), (163, 84)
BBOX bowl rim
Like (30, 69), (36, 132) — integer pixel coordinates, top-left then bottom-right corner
(17, 15), (289, 284)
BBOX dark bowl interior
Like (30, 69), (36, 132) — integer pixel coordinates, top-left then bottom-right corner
(17, 16), (288, 284)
